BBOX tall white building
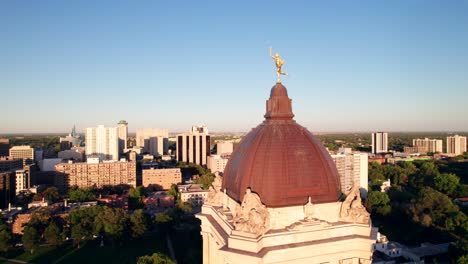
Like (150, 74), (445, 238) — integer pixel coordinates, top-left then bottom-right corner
(412, 138), (443, 153)
(331, 148), (368, 197)
(447, 135), (467, 155)
(136, 128), (169, 157)
(176, 125), (211, 166)
(117, 120), (128, 155)
(372, 132), (388, 154)
(85, 125), (119, 161)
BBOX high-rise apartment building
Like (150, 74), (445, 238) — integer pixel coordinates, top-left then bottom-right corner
(371, 132), (388, 154)
(9, 146), (35, 166)
(85, 125), (119, 161)
(142, 168), (182, 190)
(412, 138), (443, 153)
(447, 135), (467, 155)
(176, 126), (211, 166)
(331, 149), (368, 197)
(117, 120), (128, 155)
(54, 160), (136, 189)
(0, 139), (10, 157)
(136, 128), (169, 157)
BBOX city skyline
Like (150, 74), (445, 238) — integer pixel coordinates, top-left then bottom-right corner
(2, 1), (468, 133)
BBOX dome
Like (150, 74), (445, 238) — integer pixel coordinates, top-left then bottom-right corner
(222, 83), (341, 208)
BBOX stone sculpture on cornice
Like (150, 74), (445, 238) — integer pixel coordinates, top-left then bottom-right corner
(339, 184), (370, 224)
(233, 188), (270, 236)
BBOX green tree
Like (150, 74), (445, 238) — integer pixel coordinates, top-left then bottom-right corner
(22, 226), (39, 254)
(44, 221), (62, 246)
(167, 184), (180, 201)
(176, 200), (193, 214)
(368, 162), (385, 182)
(129, 186), (146, 209)
(137, 253), (175, 264)
(94, 207), (129, 244)
(71, 224), (87, 248)
(410, 187), (460, 229)
(0, 221), (12, 252)
(154, 212), (173, 233)
(366, 191), (391, 216)
(130, 209), (149, 238)
(68, 187), (96, 202)
(195, 173), (216, 190)
(42, 186), (60, 202)
(433, 173), (460, 195)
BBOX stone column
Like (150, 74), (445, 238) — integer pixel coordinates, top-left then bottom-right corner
(202, 232), (210, 264)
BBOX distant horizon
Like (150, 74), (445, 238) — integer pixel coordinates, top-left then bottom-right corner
(2, 130), (468, 137)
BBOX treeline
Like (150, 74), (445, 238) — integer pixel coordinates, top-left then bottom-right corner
(366, 159), (468, 262)
(177, 161), (215, 189)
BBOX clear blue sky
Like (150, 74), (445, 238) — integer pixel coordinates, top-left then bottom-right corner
(1, 1), (467, 134)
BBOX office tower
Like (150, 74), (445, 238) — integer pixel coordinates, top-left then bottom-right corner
(412, 138), (443, 153)
(9, 145), (35, 166)
(117, 120), (128, 155)
(176, 125), (211, 166)
(0, 171), (15, 209)
(371, 132), (388, 154)
(54, 160), (136, 189)
(85, 125), (119, 161)
(142, 168), (182, 190)
(216, 141), (234, 155)
(0, 139), (10, 157)
(447, 135), (467, 155)
(331, 151), (368, 197)
(136, 128), (169, 157)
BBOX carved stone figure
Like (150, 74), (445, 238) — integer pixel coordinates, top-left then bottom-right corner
(206, 175), (223, 205)
(340, 184), (370, 224)
(232, 188), (270, 236)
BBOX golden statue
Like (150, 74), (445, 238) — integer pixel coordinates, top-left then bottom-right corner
(270, 47), (288, 83)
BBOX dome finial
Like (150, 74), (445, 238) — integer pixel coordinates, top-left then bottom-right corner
(269, 47), (288, 83)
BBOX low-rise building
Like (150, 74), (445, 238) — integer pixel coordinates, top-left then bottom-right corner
(178, 184), (209, 206)
(58, 148), (84, 161)
(144, 191), (175, 212)
(404, 146), (428, 154)
(207, 154), (230, 174)
(38, 158), (63, 171)
(54, 160), (136, 189)
(142, 168), (181, 190)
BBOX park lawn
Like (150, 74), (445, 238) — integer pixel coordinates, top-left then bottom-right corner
(0, 233), (169, 264)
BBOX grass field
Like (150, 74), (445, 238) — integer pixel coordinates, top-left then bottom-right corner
(0, 233), (169, 264)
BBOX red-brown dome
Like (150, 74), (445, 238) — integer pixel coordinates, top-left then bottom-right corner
(222, 83), (341, 208)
